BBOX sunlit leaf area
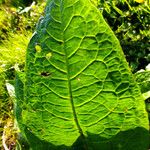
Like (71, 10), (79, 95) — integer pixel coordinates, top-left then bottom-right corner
(0, 0), (149, 149)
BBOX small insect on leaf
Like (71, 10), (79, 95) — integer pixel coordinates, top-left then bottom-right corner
(35, 44), (42, 53)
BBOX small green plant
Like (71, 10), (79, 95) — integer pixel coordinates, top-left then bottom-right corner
(0, 33), (30, 67)
(15, 0), (149, 149)
(134, 65), (150, 122)
(0, 32), (29, 149)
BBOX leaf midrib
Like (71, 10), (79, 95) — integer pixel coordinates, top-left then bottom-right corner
(60, 0), (87, 148)
(63, 34), (88, 149)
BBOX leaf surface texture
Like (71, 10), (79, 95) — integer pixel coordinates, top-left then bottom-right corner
(22, 0), (149, 149)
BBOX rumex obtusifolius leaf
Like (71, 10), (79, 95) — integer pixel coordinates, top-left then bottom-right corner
(16, 0), (149, 149)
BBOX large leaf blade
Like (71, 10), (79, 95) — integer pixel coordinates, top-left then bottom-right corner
(22, 0), (149, 149)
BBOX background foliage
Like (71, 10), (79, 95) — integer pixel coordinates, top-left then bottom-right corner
(0, 0), (46, 149)
(0, 0), (149, 149)
(98, 0), (150, 72)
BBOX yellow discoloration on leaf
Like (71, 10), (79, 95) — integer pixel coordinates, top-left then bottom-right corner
(135, 0), (144, 3)
(35, 44), (42, 53)
(46, 52), (52, 59)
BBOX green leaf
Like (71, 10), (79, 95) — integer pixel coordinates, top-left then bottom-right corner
(143, 91), (150, 100)
(15, 71), (25, 123)
(20, 0), (149, 149)
(134, 70), (150, 100)
(135, 70), (150, 94)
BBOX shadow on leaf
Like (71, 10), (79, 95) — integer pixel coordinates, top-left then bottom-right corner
(23, 127), (149, 150)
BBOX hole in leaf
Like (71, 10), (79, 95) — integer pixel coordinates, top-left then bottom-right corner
(40, 72), (51, 77)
